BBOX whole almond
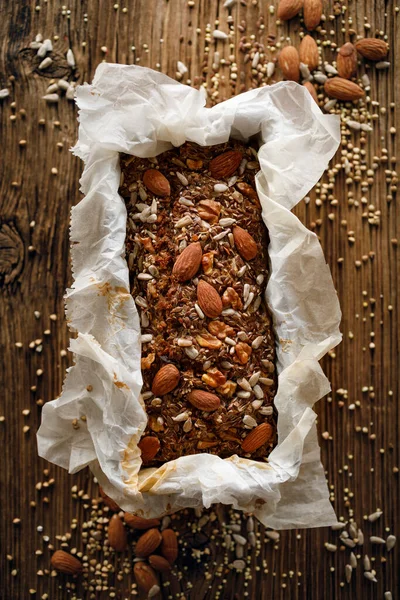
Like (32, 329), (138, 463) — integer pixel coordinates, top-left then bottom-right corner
(278, 46), (300, 82)
(172, 241), (202, 282)
(134, 562), (159, 593)
(241, 423), (274, 453)
(303, 0), (322, 31)
(233, 226), (258, 261)
(355, 38), (389, 61)
(299, 35), (319, 71)
(209, 150), (242, 178)
(149, 554), (172, 572)
(135, 528), (163, 558)
(143, 169), (170, 197)
(197, 280), (223, 318)
(235, 182), (259, 204)
(151, 364), (180, 396)
(188, 389), (221, 411)
(303, 81), (318, 103)
(324, 77), (365, 101)
(51, 550), (83, 575)
(124, 513), (161, 530)
(138, 436), (161, 463)
(108, 514), (127, 552)
(99, 485), (120, 512)
(160, 529), (179, 564)
(277, 0), (303, 21)
(336, 42), (357, 79)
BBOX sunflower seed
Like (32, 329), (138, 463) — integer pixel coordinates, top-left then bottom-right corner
(331, 522), (346, 531)
(219, 218), (236, 227)
(361, 74), (370, 89)
(243, 415), (258, 428)
(347, 120), (361, 131)
(45, 83), (58, 94)
(177, 60), (188, 75)
(37, 38), (52, 57)
(243, 292), (254, 310)
(140, 311), (149, 328)
(370, 536), (385, 544)
(141, 334), (153, 343)
(349, 523), (358, 538)
(266, 530), (280, 542)
(237, 391), (251, 399)
(364, 572), (377, 583)
(142, 391), (153, 400)
(232, 559), (246, 570)
(238, 378), (252, 392)
(148, 265), (159, 277)
(266, 62), (275, 78)
(214, 183), (228, 193)
(42, 93), (59, 102)
(252, 52), (260, 69)
(324, 64), (338, 75)
(221, 308), (235, 316)
(228, 524), (241, 532)
(259, 406), (273, 416)
(67, 48), (75, 67)
(224, 534), (232, 547)
(30, 41), (42, 49)
(198, 515), (209, 528)
(233, 534), (247, 545)
(386, 535), (396, 550)
(237, 331), (248, 342)
(0, 88), (10, 99)
(249, 372), (261, 387)
(213, 30), (229, 40)
(253, 385), (264, 400)
(148, 585), (160, 598)
(251, 336), (264, 349)
(176, 172), (189, 186)
(39, 57), (53, 70)
(246, 517), (254, 533)
(256, 274), (264, 285)
(324, 99), (337, 111)
(176, 215), (193, 228)
(313, 72), (328, 84)
(384, 592), (393, 600)
(349, 552), (357, 568)
(185, 346), (199, 359)
(363, 555), (371, 571)
(213, 230), (229, 241)
(368, 511), (382, 522)
(221, 361), (233, 369)
(172, 411), (189, 422)
(345, 564), (352, 583)
(342, 538), (356, 548)
(360, 123), (373, 132)
(235, 544), (244, 558)
(137, 273), (154, 281)
(340, 531), (349, 539)
(325, 543), (337, 552)
(135, 296), (148, 309)
(177, 338), (192, 347)
(161, 516), (171, 530)
(237, 265), (247, 277)
(375, 61), (390, 70)
(183, 417), (192, 432)
(357, 529), (364, 545)
(300, 63), (311, 79)
(224, 337), (236, 346)
(179, 197), (193, 206)
(228, 175), (238, 187)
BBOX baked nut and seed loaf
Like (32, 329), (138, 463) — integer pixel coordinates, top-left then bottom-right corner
(119, 140), (277, 466)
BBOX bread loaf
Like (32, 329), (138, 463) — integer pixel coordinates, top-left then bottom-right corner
(119, 140), (277, 465)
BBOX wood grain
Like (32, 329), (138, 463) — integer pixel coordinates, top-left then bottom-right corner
(0, 1), (398, 599)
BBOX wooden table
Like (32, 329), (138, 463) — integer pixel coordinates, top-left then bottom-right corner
(1, 1), (398, 598)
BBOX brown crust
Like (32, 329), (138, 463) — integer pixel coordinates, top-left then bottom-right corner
(119, 140), (277, 465)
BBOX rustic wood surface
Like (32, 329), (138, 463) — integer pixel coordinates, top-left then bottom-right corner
(0, 1), (398, 599)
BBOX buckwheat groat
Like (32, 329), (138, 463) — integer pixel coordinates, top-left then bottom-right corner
(119, 140), (277, 466)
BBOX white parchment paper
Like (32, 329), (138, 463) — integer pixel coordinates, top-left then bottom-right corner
(37, 64), (342, 529)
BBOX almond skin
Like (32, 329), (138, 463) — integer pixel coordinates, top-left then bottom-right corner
(355, 38), (388, 61)
(336, 42), (357, 79)
(209, 150), (242, 178)
(51, 550), (83, 575)
(233, 226), (258, 261)
(278, 46), (300, 82)
(277, 0), (303, 21)
(241, 423), (274, 453)
(124, 514), (161, 530)
(172, 241), (202, 282)
(143, 169), (170, 197)
(149, 554), (173, 572)
(138, 436), (161, 463)
(197, 280), (223, 318)
(135, 528), (163, 558)
(108, 514), (127, 552)
(99, 485), (120, 511)
(299, 35), (319, 71)
(303, 81), (318, 104)
(188, 389), (221, 411)
(235, 182), (259, 204)
(303, 0), (322, 31)
(151, 364), (180, 396)
(160, 529), (179, 564)
(133, 562), (159, 593)
(324, 77), (365, 101)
